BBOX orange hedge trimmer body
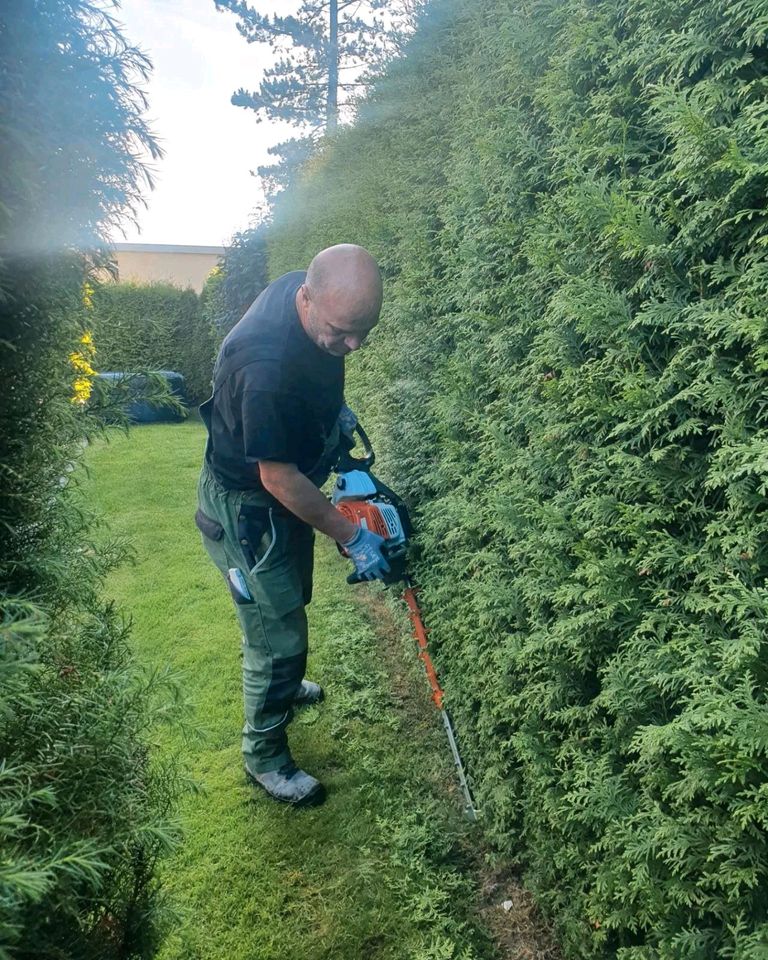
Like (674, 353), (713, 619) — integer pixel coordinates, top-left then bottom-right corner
(332, 425), (479, 821)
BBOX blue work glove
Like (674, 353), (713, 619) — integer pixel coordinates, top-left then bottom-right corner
(341, 526), (391, 581)
(337, 403), (357, 440)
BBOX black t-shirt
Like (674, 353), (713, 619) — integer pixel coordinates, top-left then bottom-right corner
(201, 271), (344, 490)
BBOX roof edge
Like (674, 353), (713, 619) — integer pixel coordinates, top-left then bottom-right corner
(112, 242), (227, 255)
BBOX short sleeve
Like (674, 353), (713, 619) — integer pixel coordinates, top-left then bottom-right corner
(241, 389), (305, 464)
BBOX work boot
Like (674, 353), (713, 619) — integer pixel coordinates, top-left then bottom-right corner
(246, 762), (326, 807)
(293, 679), (324, 707)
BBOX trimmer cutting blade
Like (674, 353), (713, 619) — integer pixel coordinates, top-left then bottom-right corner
(332, 424), (479, 821)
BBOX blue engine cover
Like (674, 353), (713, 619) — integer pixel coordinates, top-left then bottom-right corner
(331, 470), (378, 505)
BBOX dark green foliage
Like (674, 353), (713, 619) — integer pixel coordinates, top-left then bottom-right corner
(267, 1), (768, 956)
(90, 281), (215, 404)
(1, 596), (182, 960)
(1, 2), (182, 956)
(0, 0), (158, 255)
(201, 227), (270, 342)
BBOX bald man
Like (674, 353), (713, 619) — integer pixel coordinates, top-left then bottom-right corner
(196, 245), (390, 807)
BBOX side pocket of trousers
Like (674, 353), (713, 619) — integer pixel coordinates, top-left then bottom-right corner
(237, 504), (278, 574)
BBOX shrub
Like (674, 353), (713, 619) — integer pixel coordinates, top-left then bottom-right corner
(0, 2), (182, 956)
(201, 227), (270, 344)
(266, 1), (768, 956)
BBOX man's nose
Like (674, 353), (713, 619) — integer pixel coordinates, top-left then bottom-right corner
(343, 335), (363, 352)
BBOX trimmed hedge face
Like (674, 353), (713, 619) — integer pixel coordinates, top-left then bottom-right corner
(91, 281), (215, 404)
(267, 1), (768, 956)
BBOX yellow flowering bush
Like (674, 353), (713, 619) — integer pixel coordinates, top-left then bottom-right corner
(70, 331), (96, 404)
(70, 281), (97, 403)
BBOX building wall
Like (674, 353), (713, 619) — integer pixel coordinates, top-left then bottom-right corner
(111, 243), (225, 294)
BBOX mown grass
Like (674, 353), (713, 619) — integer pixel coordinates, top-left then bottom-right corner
(83, 419), (495, 960)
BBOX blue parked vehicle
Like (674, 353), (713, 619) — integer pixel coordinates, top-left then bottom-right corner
(96, 370), (187, 423)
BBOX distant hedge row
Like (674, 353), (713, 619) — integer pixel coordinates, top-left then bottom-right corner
(91, 281), (215, 404)
(267, 1), (768, 956)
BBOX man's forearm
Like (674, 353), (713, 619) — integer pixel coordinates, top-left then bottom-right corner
(258, 461), (357, 543)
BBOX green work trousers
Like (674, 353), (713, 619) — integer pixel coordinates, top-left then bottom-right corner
(196, 463), (315, 773)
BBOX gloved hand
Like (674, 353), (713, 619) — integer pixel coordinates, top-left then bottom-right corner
(337, 403), (357, 440)
(340, 526), (391, 581)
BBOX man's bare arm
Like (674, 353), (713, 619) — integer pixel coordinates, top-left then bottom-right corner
(258, 460), (358, 544)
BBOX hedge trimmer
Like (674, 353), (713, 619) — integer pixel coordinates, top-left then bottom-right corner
(332, 424), (479, 821)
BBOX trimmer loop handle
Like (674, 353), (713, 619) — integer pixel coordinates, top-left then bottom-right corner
(337, 421), (375, 473)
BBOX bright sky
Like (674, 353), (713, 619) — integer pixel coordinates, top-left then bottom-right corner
(113, 0), (293, 247)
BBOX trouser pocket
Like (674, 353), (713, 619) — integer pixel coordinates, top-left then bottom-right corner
(237, 504), (277, 574)
(195, 505), (231, 577)
(195, 508), (224, 541)
(241, 512), (310, 618)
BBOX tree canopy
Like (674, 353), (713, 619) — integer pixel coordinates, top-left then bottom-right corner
(215, 0), (404, 133)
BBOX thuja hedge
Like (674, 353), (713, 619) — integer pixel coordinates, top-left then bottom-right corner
(91, 281), (215, 403)
(200, 227), (271, 343)
(1, 3), (182, 956)
(267, 1), (768, 956)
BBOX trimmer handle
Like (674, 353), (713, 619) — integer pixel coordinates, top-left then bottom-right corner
(336, 422), (375, 473)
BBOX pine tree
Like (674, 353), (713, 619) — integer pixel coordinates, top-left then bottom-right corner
(214, 0), (409, 133)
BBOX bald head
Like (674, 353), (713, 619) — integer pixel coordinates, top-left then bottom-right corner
(297, 244), (383, 356)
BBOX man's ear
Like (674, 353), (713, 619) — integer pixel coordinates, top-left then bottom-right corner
(295, 284), (309, 321)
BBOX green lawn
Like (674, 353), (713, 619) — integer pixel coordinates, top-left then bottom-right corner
(84, 420), (496, 960)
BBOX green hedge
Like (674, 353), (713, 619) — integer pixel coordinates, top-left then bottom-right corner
(267, 1), (768, 956)
(91, 280), (215, 404)
(201, 227), (270, 343)
(1, 3), (182, 956)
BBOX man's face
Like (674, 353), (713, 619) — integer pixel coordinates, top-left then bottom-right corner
(300, 285), (379, 357)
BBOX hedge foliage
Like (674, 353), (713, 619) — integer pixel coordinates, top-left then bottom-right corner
(91, 281), (215, 404)
(200, 227), (270, 343)
(267, 1), (768, 956)
(1, 3), (182, 956)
